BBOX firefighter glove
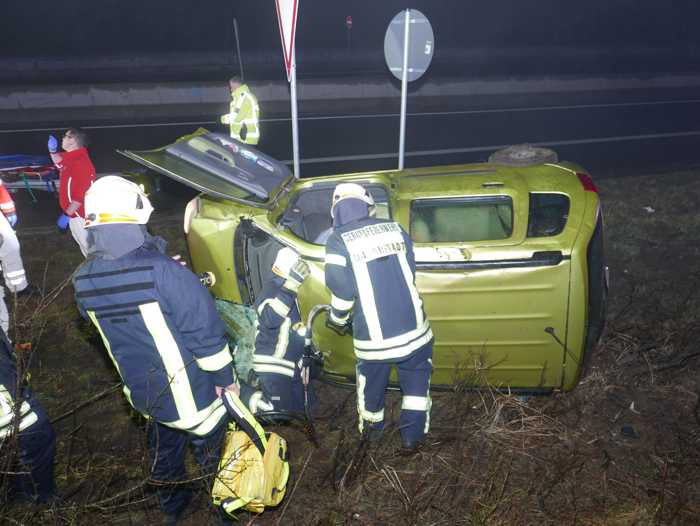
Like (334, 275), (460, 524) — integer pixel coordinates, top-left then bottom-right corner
(48, 135), (59, 153)
(282, 260), (309, 293)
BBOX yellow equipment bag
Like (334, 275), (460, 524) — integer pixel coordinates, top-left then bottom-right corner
(213, 391), (290, 515)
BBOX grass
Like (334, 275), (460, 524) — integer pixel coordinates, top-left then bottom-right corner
(2, 169), (700, 524)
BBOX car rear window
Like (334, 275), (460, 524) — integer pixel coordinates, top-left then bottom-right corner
(527, 193), (570, 237)
(410, 196), (513, 242)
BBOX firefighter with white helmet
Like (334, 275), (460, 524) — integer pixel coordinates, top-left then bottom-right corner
(73, 175), (256, 523)
(250, 246), (312, 418)
(324, 182), (433, 452)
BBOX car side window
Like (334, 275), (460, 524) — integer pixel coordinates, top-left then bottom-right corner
(410, 196), (513, 242)
(527, 193), (570, 237)
(280, 184), (391, 245)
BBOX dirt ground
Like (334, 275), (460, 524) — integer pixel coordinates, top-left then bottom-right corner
(1, 167), (700, 525)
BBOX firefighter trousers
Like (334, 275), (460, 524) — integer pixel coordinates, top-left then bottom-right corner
(10, 390), (57, 502)
(355, 340), (433, 446)
(147, 419), (227, 517)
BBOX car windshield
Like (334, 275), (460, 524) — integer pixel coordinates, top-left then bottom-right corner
(410, 196), (513, 242)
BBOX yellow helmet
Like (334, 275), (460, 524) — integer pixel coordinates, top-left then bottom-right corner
(84, 175), (154, 228)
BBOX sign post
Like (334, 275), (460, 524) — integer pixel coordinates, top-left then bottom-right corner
(275, 0), (301, 178)
(384, 9), (434, 170)
(232, 17), (244, 80)
(346, 15), (353, 51)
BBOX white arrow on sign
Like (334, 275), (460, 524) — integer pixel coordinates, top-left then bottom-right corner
(275, 0), (299, 82)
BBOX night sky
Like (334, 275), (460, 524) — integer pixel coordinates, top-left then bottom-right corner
(1, 2), (699, 84)
(2, 1), (697, 57)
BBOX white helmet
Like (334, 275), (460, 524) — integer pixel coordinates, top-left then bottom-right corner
(271, 247), (299, 279)
(330, 183), (374, 219)
(84, 175), (154, 228)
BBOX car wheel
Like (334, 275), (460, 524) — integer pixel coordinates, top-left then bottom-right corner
(581, 213), (608, 377)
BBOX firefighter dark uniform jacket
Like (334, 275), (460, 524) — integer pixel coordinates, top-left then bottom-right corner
(73, 234), (234, 437)
(0, 328), (56, 501)
(325, 216), (433, 362)
(252, 276), (306, 413)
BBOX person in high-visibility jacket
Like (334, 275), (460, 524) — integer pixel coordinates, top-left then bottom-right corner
(220, 77), (260, 145)
(0, 326), (56, 503)
(0, 181), (30, 335)
(324, 183), (433, 452)
(72, 176), (259, 523)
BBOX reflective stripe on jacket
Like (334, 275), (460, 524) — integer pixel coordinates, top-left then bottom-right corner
(72, 239), (234, 436)
(0, 214), (27, 293)
(253, 277), (305, 381)
(325, 218), (432, 362)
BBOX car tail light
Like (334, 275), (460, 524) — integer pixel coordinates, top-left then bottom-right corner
(576, 172), (598, 193)
(183, 197), (199, 234)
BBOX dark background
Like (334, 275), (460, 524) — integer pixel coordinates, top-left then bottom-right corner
(2, 2), (700, 83)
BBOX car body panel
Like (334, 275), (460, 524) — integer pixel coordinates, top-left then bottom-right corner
(119, 129), (293, 205)
(122, 135), (604, 391)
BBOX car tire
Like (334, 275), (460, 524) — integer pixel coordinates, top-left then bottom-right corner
(488, 144), (559, 166)
(581, 213), (608, 376)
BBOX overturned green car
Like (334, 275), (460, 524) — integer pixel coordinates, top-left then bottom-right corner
(121, 130), (607, 392)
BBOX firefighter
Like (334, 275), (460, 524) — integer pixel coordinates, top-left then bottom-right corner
(0, 326), (56, 503)
(324, 183), (433, 451)
(220, 77), (260, 145)
(71, 176), (255, 523)
(250, 247), (311, 417)
(0, 181), (29, 335)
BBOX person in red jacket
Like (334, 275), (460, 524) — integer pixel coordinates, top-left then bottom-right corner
(48, 128), (96, 256)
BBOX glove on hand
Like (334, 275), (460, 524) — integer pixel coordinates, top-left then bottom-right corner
(282, 259), (310, 293)
(56, 213), (70, 230)
(48, 135), (59, 153)
(325, 316), (352, 336)
(5, 213), (17, 228)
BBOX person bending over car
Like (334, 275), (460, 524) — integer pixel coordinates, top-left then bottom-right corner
(249, 247), (314, 419)
(324, 183), (433, 452)
(71, 175), (258, 524)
